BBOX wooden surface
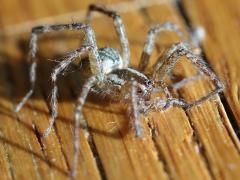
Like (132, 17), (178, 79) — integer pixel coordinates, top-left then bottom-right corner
(0, 0), (239, 180)
(182, 0), (240, 126)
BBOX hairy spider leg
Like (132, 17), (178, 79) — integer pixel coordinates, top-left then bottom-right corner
(170, 73), (202, 90)
(143, 97), (188, 115)
(152, 73), (203, 93)
(158, 80), (174, 110)
(86, 4), (130, 67)
(73, 75), (98, 179)
(153, 42), (224, 109)
(14, 23), (103, 113)
(139, 22), (185, 71)
(43, 45), (97, 138)
(131, 80), (142, 137)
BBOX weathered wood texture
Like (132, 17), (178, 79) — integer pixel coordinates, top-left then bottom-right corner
(181, 0), (240, 126)
(0, 0), (239, 180)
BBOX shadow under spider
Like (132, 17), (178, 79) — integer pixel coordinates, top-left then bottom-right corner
(0, 32), (199, 151)
(0, 29), (206, 176)
(0, 37), (135, 141)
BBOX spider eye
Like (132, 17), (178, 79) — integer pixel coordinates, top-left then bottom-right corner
(145, 80), (153, 86)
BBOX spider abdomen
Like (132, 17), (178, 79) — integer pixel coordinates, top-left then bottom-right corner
(98, 47), (123, 73)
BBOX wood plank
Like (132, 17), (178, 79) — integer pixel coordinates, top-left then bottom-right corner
(0, 0), (239, 179)
(0, 0), (128, 27)
(181, 0), (240, 126)
(144, 3), (240, 179)
(0, 0), (131, 35)
(0, 53), (50, 180)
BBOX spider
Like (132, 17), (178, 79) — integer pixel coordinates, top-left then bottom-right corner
(14, 4), (224, 178)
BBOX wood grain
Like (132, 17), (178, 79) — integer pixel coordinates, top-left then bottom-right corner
(181, 0), (240, 126)
(0, 0), (239, 180)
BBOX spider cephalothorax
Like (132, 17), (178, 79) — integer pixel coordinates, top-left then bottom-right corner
(14, 4), (224, 178)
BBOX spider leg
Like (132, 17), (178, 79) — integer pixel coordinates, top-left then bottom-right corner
(43, 45), (95, 138)
(141, 97), (188, 116)
(151, 97), (188, 111)
(86, 4), (130, 67)
(15, 23), (102, 113)
(158, 80), (173, 110)
(170, 73), (202, 90)
(72, 76), (98, 179)
(131, 80), (142, 137)
(153, 42), (224, 109)
(14, 33), (37, 112)
(152, 73), (203, 93)
(139, 22), (185, 71)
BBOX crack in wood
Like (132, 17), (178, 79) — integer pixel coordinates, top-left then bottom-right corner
(86, 131), (108, 180)
(32, 124), (49, 164)
(184, 111), (215, 180)
(173, 0), (192, 31)
(218, 97), (240, 140)
(53, 125), (71, 172)
(147, 121), (171, 180)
